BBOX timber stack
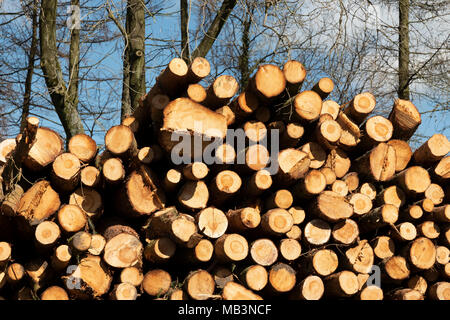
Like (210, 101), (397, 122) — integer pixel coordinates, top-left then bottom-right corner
(0, 57), (449, 301)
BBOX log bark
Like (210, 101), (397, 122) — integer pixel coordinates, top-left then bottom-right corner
(342, 92), (376, 124)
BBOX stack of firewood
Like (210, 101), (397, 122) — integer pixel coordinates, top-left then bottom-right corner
(0, 57), (448, 300)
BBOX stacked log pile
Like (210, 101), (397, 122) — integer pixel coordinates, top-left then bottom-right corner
(0, 57), (449, 301)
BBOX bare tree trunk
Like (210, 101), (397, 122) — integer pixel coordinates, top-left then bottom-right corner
(20, 0), (39, 132)
(191, 0), (238, 59)
(238, 6), (252, 89)
(398, 0), (410, 100)
(39, 0), (84, 139)
(180, 0), (190, 62)
(127, 0), (146, 116)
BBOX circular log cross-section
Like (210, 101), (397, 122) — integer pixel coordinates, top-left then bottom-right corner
(387, 139), (412, 172)
(196, 207), (228, 239)
(120, 267), (144, 287)
(370, 236), (395, 260)
(312, 191), (354, 222)
(104, 233), (143, 268)
(324, 271), (359, 298)
(304, 219), (331, 246)
(301, 142), (326, 170)
(102, 158), (125, 185)
(261, 209), (294, 236)
(283, 60), (306, 96)
(294, 90), (323, 123)
(143, 269), (171, 297)
(252, 64), (286, 100)
(24, 127), (63, 172)
(349, 193), (372, 216)
(69, 187), (103, 219)
(290, 275), (324, 300)
(343, 92), (376, 124)
(184, 270), (215, 300)
(187, 84), (207, 103)
(215, 234), (249, 263)
(226, 207), (261, 232)
(268, 263), (296, 293)
(332, 219), (359, 245)
(413, 133), (450, 166)
(312, 77), (334, 100)
(178, 180), (209, 211)
(394, 166), (431, 196)
(68, 134), (97, 163)
(104, 125), (135, 158)
(111, 282), (138, 300)
(250, 238), (278, 266)
(57, 204), (87, 233)
(407, 237), (436, 270)
(80, 166), (101, 188)
(51, 153), (81, 192)
(311, 249), (339, 277)
(41, 286), (69, 300)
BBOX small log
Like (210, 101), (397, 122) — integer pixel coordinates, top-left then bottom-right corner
(393, 166), (431, 196)
(203, 75), (239, 109)
(358, 286), (383, 300)
(349, 193), (372, 216)
(321, 100), (340, 120)
(69, 231), (92, 253)
(353, 143), (396, 182)
(407, 275), (427, 295)
(102, 158), (125, 186)
(88, 234), (106, 256)
(17, 180), (61, 226)
(122, 116), (139, 133)
(144, 237), (176, 263)
(120, 267), (144, 287)
(359, 182), (377, 200)
(24, 126), (63, 172)
(331, 180), (348, 197)
(57, 204), (87, 233)
(239, 265), (268, 292)
(226, 207), (261, 232)
(293, 90), (322, 123)
(436, 246), (450, 265)
(244, 144), (270, 172)
(431, 156), (450, 182)
(335, 112), (360, 150)
(178, 180), (210, 211)
(412, 133), (450, 167)
(65, 255), (112, 299)
(290, 275), (324, 300)
(312, 77), (334, 100)
(243, 169), (272, 196)
(359, 116), (393, 150)
(430, 205), (450, 223)
(229, 91), (259, 120)
(304, 219), (331, 246)
(389, 222), (417, 242)
(279, 238), (301, 261)
(244, 120), (267, 143)
(261, 208), (294, 236)
(215, 105), (235, 126)
(51, 245), (72, 271)
(375, 185), (405, 208)
(388, 99), (421, 141)
(324, 148), (351, 178)
(137, 147), (154, 165)
(110, 282), (138, 300)
(6, 263), (25, 286)
(186, 83), (207, 103)
(343, 92), (376, 124)
(288, 206), (305, 225)
(163, 168), (182, 192)
(319, 167), (337, 185)
(428, 282), (450, 300)
(104, 125), (137, 158)
(214, 233), (249, 262)
(249, 64), (286, 103)
(388, 289), (423, 300)
(0, 138), (16, 164)
(69, 187), (103, 219)
(68, 133), (97, 163)
(195, 207), (228, 239)
(41, 286), (69, 300)
(80, 166), (101, 188)
(405, 237), (436, 270)
(222, 281), (262, 300)
(268, 263), (296, 293)
(425, 183), (445, 205)
(209, 170), (241, 206)
(343, 240), (374, 274)
(310, 191), (353, 222)
(417, 221), (440, 239)
(177, 239), (214, 264)
(342, 172), (359, 193)
(358, 204), (398, 233)
(324, 271), (359, 298)
(280, 122), (304, 148)
(142, 269), (172, 297)
(286, 225), (302, 240)
(145, 207), (201, 248)
(314, 117), (341, 149)
(116, 165), (165, 217)
(214, 143), (236, 165)
(182, 162), (209, 181)
(157, 58), (188, 96)
(275, 148), (310, 184)
(0, 242), (12, 266)
(332, 219), (359, 245)
(266, 189), (293, 209)
(283, 60), (306, 97)
(249, 238), (278, 266)
(51, 152), (81, 192)
(184, 270), (215, 300)
(293, 169), (326, 199)
(35, 221), (60, 251)
(387, 139), (412, 172)
(186, 57), (210, 83)
(371, 236), (395, 260)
